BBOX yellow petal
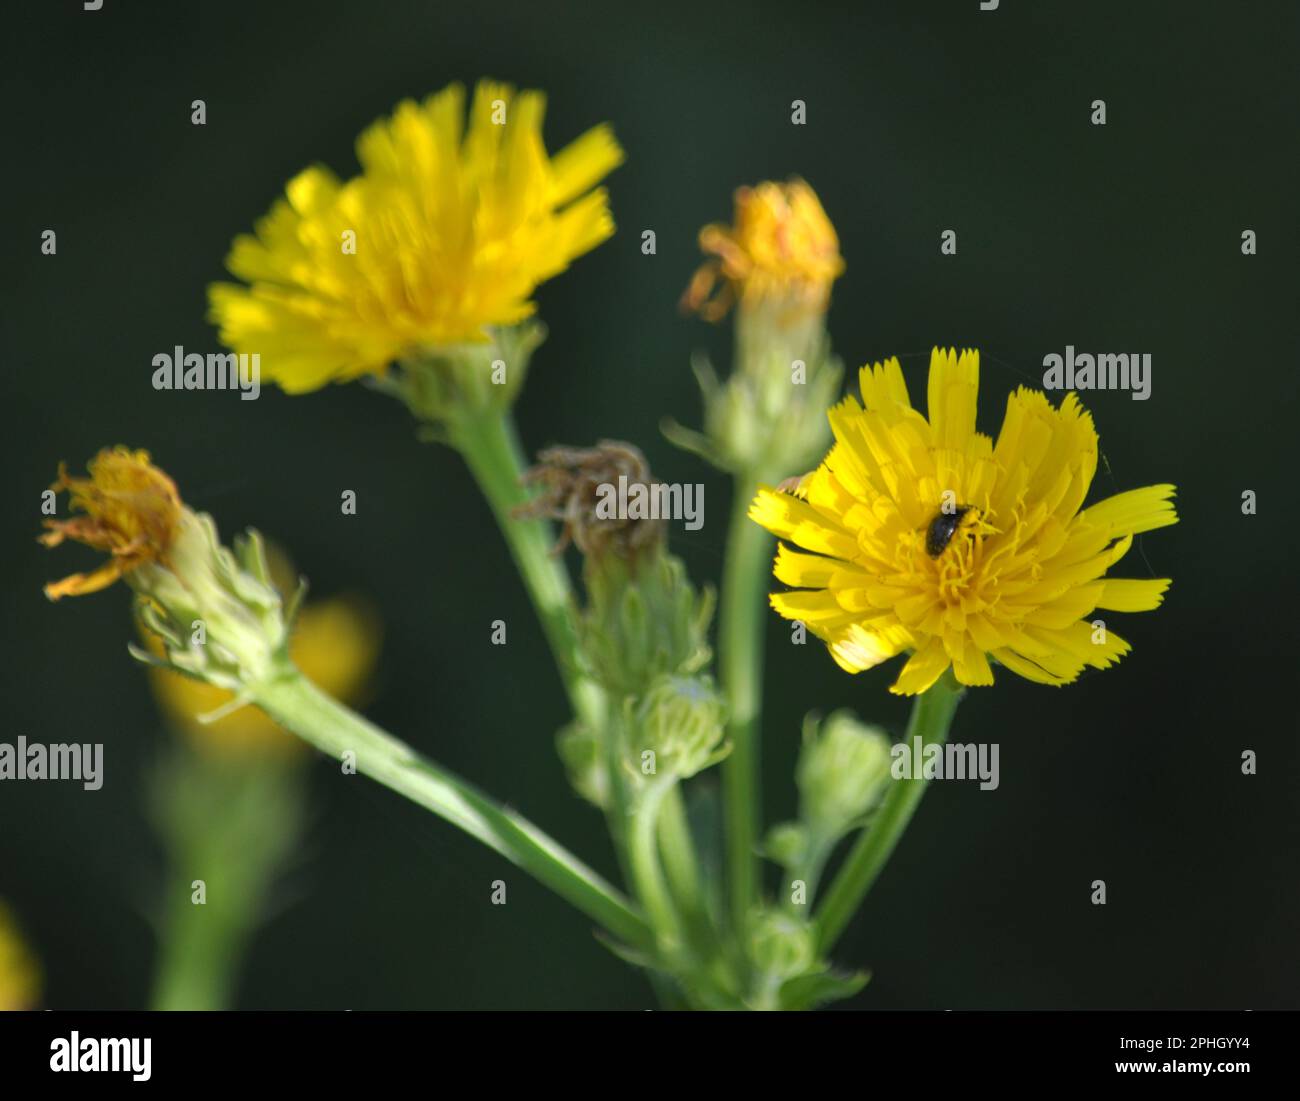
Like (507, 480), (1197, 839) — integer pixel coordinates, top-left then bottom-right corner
(551, 124), (625, 206)
(949, 635), (995, 686)
(773, 544), (839, 588)
(890, 637), (951, 696)
(927, 347), (980, 454)
(990, 647), (1075, 686)
(829, 622), (912, 673)
(749, 487), (859, 560)
(1095, 577), (1171, 612)
(858, 357), (912, 412)
(1077, 484), (1178, 538)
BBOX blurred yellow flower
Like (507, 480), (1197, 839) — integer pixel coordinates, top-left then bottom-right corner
(39, 447), (182, 600)
(751, 348), (1177, 695)
(0, 900), (40, 1011)
(209, 80), (624, 393)
(682, 178), (844, 323)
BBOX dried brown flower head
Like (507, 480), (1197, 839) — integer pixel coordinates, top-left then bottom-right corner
(517, 440), (666, 564)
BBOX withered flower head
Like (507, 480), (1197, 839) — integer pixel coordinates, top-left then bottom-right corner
(681, 178), (844, 324)
(39, 447), (183, 600)
(518, 440), (665, 564)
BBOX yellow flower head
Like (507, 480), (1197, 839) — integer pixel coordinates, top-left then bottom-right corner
(39, 447), (182, 600)
(750, 348), (1177, 695)
(209, 80), (624, 393)
(682, 178), (844, 323)
(0, 899), (40, 1011)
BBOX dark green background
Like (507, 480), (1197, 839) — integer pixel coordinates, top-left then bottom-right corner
(3, 0), (1296, 1009)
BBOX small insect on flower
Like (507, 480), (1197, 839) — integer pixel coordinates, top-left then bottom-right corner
(924, 505), (975, 558)
(776, 473), (812, 496)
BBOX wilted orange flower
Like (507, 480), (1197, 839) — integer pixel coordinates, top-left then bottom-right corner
(682, 178), (844, 322)
(39, 447), (182, 600)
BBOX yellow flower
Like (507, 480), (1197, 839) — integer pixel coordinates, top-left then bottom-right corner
(39, 447), (182, 600)
(0, 899), (40, 1011)
(750, 348), (1177, 695)
(149, 593), (381, 759)
(209, 80), (624, 393)
(682, 178), (844, 323)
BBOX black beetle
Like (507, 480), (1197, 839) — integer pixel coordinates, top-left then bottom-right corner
(925, 505), (974, 557)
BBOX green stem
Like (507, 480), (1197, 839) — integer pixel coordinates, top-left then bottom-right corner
(444, 395), (711, 998)
(453, 403), (711, 979)
(600, 698), (635, 880)
(718, 472), (773, 929)
(252, 668), (652, 950)
(148, 751), (307, 1010)
(150, 883), (245, 1010)
(601, 700), (685, 1010)
(627, 778), (681, 943)
(784, 833), (836, 916)
(812, 672), (963, 954)
(450, 406), (605, 731)
(657, 785), (704, 931)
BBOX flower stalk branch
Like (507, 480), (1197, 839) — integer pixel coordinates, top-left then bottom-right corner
(252, 666), (652, 951)
(812, 671), (963, 953)
(718, 471), (776, 929)
(449, 404), (606, 732)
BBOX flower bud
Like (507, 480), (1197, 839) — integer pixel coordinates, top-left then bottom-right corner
(128, 515), (291, 697)
(629, 675), (728, 781)
(669, 179), (845, 477)
(747, 909), (816, 982)
(796, 711), (892, 838)
(582, 552), (713, 700)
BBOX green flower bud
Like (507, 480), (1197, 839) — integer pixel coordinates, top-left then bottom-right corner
(665, 335), (842, 478)
(748, 909), (816, 983)
(629, 675), (728, 781)
(129, 513), (292, 698)
(762, 821), (808, 871)
(582, 549), (714, 701)
(515, 439), (714, 700)
(796, 711), (892, 838)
